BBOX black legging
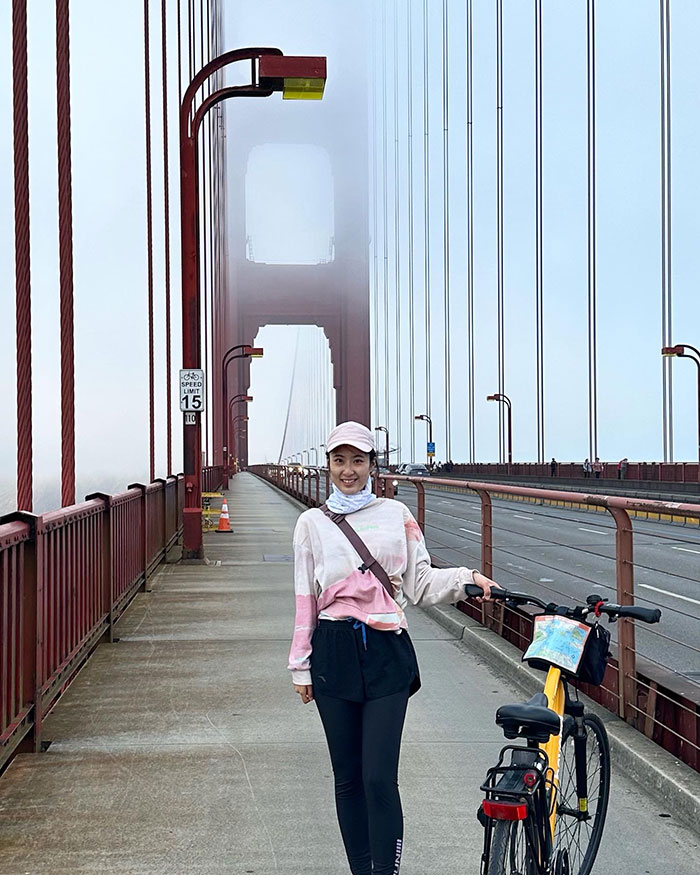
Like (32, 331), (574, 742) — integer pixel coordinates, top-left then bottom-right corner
(314, 688), (410, 875)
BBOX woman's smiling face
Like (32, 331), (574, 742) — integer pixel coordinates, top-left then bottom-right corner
(328, 444), (372, 495)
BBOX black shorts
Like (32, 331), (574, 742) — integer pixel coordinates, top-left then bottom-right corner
(310, 619), (421, 702)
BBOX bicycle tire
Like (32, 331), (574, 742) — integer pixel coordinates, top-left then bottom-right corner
(487, 820), (537, 875)
(553, 712), (611, 875)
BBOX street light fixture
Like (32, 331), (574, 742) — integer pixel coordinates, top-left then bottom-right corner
(375, 426), (390, 468)
(662, 344), (700, 463)
(180, 48), (327, 559)
(486, 393), (513, 466)
(414, 414), (433, 467)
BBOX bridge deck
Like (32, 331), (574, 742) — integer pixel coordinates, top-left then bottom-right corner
(0, 474), (697, 874)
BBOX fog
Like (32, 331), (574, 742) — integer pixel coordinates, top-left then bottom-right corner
(1, 1), (699, 513)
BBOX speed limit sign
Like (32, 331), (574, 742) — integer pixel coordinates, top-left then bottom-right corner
(180, 369), (205, 412)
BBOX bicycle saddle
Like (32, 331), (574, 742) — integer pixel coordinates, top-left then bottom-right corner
(496, 692), (561, 742)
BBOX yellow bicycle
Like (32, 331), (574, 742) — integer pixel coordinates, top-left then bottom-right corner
(465, 585), (661, 875)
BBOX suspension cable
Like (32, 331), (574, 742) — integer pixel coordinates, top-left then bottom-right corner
(443, 0), (451, 462)
(406, 0), (415, 463)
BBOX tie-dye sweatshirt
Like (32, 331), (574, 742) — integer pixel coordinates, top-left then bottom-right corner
(288, 497), (476, 686)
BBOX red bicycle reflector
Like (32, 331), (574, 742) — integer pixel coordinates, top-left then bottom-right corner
(481, 799), (527, 821)
(523, 772), (538, 788)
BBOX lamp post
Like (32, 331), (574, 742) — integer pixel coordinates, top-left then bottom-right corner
(226, 393), (253, 475)
(222, 346), (262, 470)
(662, 344), (700, 463)
(231, 414), (248, 473)
(375, 426), (390, 468)
(414, 414), (433, 467)
(180, 49), (327, 558)
(486, 393), (513, 466)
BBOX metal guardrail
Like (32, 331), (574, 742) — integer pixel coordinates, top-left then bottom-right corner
(0, 468), (222, 773)
(446, 460), (700, 484)
(250, 463), (700, 774)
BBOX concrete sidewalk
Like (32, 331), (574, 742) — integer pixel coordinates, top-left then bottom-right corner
(0, 473), (697, 874)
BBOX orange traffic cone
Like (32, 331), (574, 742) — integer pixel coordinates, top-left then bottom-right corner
(216, 499), (233, 533)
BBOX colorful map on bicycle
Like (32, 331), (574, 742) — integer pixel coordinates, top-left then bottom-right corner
(523, 615), (591, 673)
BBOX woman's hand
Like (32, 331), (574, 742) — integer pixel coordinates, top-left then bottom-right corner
(472, 571), (495, 602)
(294, 684), (314, 704)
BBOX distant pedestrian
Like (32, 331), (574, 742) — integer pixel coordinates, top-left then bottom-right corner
(550, 457), (557, 477)
(582, 458), (592, 478)
(592, 457), (603, 479)
(617, 457), (628, 480)
(289, 421), (496, 875)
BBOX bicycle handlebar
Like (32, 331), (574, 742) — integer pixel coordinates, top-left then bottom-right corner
(464, 584), (661, 624)
(610, 604), (661, 624)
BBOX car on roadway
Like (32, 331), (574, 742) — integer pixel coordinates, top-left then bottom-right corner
(401, 463), (431, 477)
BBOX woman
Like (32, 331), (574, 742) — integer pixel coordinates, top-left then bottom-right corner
(288, 421), (495, 875)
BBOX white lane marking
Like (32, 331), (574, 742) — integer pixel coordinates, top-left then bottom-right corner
(514, 514), (534, 520)
(539, 578), (554, 583)
(578, 527), (609, 536)
(459, 527), (482, 537)
(639, 583), (700, 606)
(507, 562), (525, 570)
(671, 546), (700, 555)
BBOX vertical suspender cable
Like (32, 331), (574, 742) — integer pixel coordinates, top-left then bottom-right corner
(143, 0), (156, 482)
(423, 0), (431, 421)
(206, 0), (215, 464)
(467, 0), (475, 462)
(176, 0), (182, 97)
(660, 0), (673, 461)
(496, 0), (505, 464)
(382, 3), (390, 430)
(161, 0), (173, 475)
(57, 0), (76, 505)
(372, 3), (380, 426)
(534, 0), (544, 463)
(587, 0), (598, 464)
(199, 0), (209, 465)
(13, 0), (32, 511)
(394, 0), (401, 462)
(407, 0), (415, 463)
(442, 0), (451, 462)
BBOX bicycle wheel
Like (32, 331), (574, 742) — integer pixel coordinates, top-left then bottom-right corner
(554, 712), (611, 875)
(487, 820), (537, 875)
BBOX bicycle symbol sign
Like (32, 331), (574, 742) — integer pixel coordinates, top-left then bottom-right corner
(180, 369), (205, 412)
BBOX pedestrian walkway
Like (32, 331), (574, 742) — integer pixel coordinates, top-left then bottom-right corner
(0, 473), (697, 874)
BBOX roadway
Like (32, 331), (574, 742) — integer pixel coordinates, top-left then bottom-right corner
(396, 484), (700, 685)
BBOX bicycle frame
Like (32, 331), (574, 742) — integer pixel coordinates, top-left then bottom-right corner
(541, 665), (565, 839)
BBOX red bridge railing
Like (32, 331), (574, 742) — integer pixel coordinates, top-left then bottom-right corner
(249, 463), (700, 774)
(0, 468), (218, 772)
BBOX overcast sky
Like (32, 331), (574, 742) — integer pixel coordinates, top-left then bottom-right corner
(1, 1), (699, 513)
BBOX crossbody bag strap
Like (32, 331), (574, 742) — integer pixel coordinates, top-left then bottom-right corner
(320, 504), (395, 599)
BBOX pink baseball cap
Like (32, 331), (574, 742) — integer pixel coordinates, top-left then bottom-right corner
(326, 421), (375, 454)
